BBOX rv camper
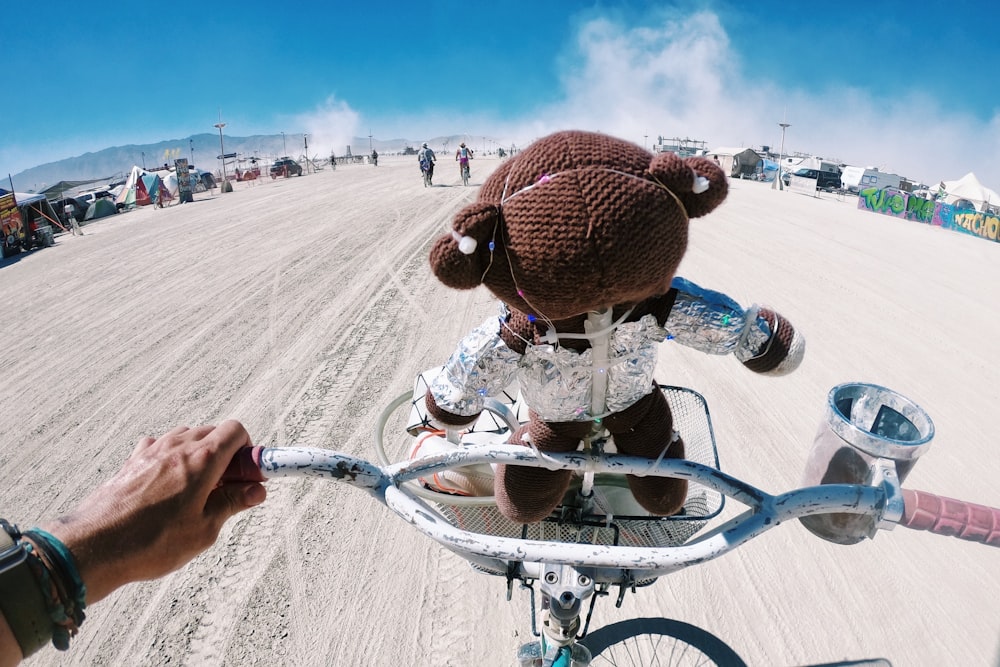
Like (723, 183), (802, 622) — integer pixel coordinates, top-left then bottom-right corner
(844, 167), (902, 193)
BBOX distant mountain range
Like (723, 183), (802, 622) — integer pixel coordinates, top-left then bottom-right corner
(10, 133), (474, 193)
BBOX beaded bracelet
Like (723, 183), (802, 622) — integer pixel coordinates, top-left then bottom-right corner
(22, 528), (87, 651)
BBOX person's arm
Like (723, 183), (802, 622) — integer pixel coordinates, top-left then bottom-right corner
(0, 421), (266, 664)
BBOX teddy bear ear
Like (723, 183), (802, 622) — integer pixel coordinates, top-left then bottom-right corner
(428, 202), (500, 289)
(648, 153), (728, 219)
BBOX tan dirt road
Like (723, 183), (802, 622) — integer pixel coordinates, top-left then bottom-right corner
(3, 156), (997, 666)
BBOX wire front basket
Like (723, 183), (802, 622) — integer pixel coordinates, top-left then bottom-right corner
(432, 386), (722, 548)
(381, 374), (724, 550)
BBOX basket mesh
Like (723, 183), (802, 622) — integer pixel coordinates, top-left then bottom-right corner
(426, 385), (723, 549)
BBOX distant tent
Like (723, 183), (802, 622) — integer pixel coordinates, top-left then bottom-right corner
(159, 168), (213, 196)
(161, 171), (179, 198)
(116, 166), (174, 208)
(141, 173), (173, 206)
(116, 166), (143, 208)
(135, 172), (150, 206)
(707, 147), (763, 179)
(84, 198), (117, 220)
(936, 173), (1000, 211)
(40, 178), (114, 199)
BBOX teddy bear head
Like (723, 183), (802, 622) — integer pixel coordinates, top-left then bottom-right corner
(428, 130), (728, 321)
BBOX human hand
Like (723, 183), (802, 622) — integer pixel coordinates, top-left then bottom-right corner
(40, 421), (266, 604)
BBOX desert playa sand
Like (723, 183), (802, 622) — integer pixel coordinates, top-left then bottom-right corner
(3, 155), (998, 667)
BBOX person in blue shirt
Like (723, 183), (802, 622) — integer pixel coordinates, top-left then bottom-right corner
(418, 143), (436, 184)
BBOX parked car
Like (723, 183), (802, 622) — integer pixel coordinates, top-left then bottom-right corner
(75, 190), (114, 206)
(270, 157), (302, 178)
(782, 168), (842, 191)
(76, 189), (126, 214)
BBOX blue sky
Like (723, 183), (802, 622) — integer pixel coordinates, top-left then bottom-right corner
(2, 0), (998, 187)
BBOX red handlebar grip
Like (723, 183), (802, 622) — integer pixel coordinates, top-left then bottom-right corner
(901, 489), (1000, 547)
(221, 445), (266, 484)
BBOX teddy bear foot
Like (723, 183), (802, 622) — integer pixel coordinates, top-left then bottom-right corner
(495, 465), (572, 524)
(625, 476), (689, 516)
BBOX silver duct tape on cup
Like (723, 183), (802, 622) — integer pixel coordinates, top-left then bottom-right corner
(801, 383), (935, 544)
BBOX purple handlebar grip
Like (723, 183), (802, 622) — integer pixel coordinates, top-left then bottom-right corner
(901, 489), (1000, 547)
(221, 445), (266, 484)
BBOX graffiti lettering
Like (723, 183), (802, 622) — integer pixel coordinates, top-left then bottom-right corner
(860, 187), (905, 214)
(954, 212), (1000, 241)
(904, 195), (935, 223)
(857, 186), (999, 245)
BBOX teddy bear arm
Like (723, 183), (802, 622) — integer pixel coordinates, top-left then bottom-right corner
(425, 317), (522, 428)
(740, 307), (805, 376)
(424, 388), (480, 428)
(662, 276), (756, 355)
(662, 277), (804, 375)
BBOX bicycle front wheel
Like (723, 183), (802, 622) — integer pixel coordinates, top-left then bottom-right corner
(582, 618), (746, 666)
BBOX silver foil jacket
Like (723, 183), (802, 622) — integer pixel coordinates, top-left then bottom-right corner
(430, 278), (772, 422)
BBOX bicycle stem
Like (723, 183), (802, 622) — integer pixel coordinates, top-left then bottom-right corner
(539, 563), (595, 645)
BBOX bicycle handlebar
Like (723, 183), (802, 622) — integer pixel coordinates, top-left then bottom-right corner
(900, 489), (1000, 546)
(222, 445), (266, 483)
(220, 443), (999, 577)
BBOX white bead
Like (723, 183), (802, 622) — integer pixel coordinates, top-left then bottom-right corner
(458, 236), (478, 254)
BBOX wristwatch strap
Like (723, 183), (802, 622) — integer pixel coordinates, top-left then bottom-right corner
(0, 527), (52, 656)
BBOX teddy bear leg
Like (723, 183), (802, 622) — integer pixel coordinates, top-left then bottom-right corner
(495, 417), (589, 523)
(607, 389), (689, 516)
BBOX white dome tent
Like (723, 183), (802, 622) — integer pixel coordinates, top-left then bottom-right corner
(936, 172), (1000, 212)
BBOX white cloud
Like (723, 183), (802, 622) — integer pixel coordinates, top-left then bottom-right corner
(544, 12), (737, 135)
(399, 9), (1000, 188)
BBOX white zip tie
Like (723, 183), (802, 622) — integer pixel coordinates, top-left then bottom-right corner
(633, 430), (681, 477)
(519, 432), (571, 471)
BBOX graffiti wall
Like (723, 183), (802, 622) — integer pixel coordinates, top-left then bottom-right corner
(857, 187), (1000, 243)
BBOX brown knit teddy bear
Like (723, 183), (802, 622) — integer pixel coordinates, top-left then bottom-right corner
(424, 130), (804, 523)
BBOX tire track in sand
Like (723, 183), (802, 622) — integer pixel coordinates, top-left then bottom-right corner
(180, 178), (479, 666)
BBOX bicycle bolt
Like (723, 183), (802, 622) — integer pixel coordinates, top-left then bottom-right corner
(544, 572), (559, 584)
(578, 575), (590, 586)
